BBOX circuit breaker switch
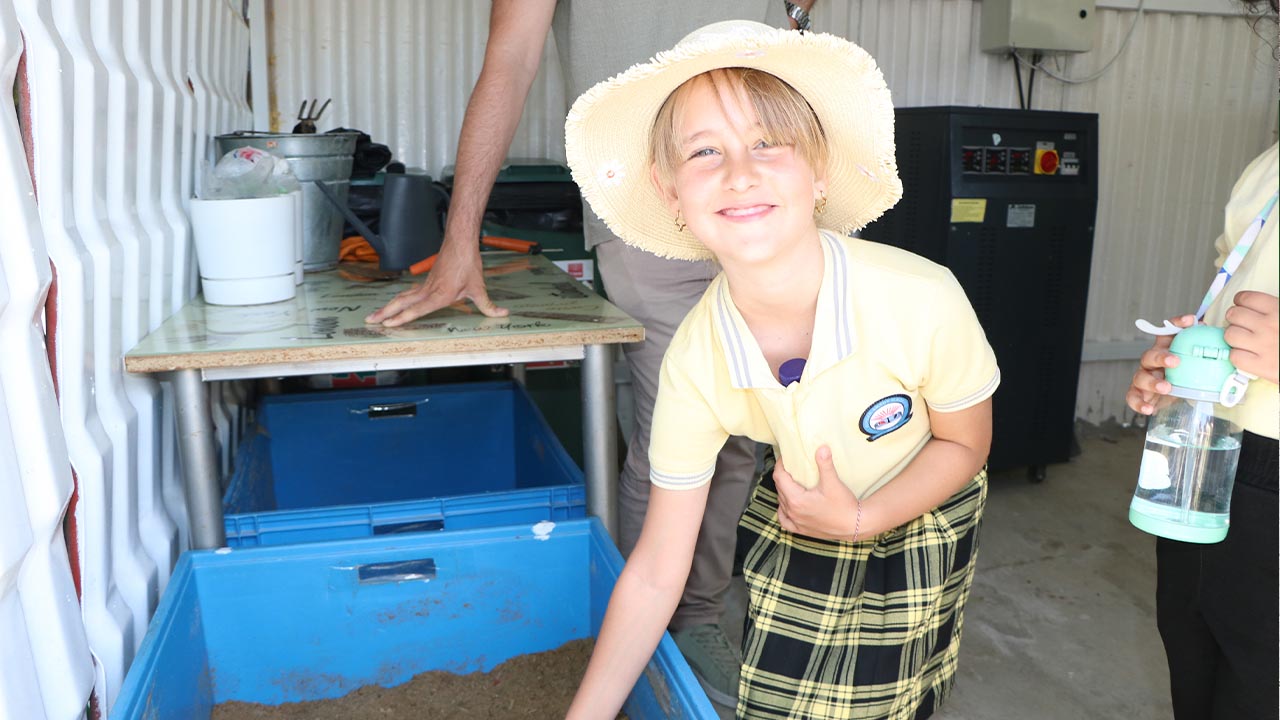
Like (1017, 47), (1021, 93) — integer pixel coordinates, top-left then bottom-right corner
(1035, 148), (1059, 175)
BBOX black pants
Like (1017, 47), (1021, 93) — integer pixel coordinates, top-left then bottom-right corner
(1155, 430), (1278, 720)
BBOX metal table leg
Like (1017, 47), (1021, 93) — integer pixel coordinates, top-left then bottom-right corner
(581, 344), (618, 541)
(171, 369), (227, 549)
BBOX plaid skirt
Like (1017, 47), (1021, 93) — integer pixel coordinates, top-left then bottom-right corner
(736, 452), (987, 720)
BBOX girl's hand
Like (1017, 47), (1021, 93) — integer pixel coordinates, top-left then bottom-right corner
(773, 446), (860, 540)
(1125, 314), (1196, 415)
(1224, 291), (1280, 385)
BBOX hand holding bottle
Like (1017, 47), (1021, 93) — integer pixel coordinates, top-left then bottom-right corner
(1127, 314), (1197, 415)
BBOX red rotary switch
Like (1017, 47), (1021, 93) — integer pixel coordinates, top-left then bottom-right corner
(1035, 148), (1060, 175)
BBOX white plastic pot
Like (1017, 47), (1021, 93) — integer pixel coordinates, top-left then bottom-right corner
(190, 193), (299, 306)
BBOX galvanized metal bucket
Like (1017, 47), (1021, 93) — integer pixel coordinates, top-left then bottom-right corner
(215, 131), (359, 271)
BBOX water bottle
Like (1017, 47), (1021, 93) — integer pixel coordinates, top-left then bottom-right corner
(1129, 325), (1246, 544)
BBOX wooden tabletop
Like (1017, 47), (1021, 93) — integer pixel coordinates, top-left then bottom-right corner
(125, 253), (644, 373)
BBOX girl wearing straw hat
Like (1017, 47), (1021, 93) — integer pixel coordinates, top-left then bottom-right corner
(564, 20), (999, 720)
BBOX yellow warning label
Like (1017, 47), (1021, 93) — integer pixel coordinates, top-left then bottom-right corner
(950, 198), (987, 223)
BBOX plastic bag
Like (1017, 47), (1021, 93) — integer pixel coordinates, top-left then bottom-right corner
(202, 147), (299, 199)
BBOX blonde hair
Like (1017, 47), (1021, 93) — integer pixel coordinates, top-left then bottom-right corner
(649, 67), (829, 186)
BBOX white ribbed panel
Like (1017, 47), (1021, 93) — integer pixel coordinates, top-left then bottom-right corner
(267, 0), (568, 174)
(16, 0), (133, 710)
(0, 0), (96, 717)
(157, 0), (198, 550)
(10, 0), (251, 714)
(0, 380), (43, 719)
(120, 0), (181, 589)
(210, 380), (252, 483)
(1, 19), (40, 720)
(270, 0), (1278, 424)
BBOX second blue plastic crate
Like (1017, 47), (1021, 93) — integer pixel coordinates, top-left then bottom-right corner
(223, 381), (585, 547)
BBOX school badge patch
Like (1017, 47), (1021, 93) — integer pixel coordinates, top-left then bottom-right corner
(859, 394), (913, 441)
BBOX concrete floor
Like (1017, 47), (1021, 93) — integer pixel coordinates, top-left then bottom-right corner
(716, 423), (1174, 720)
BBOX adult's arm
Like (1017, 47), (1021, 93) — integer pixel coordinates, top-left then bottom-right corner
(366, 0), (557, 326)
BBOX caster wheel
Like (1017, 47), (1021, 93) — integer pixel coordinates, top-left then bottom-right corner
(1028, 465), (1047, 483)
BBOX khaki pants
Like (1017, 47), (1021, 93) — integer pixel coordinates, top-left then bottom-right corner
(595, 237), (757, 630)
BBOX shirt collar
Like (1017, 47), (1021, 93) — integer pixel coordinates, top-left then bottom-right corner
(811, 230), (859, 372)
(713, 231), (859, 390)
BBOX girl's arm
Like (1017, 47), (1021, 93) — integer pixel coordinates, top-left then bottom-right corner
(773, 268), (998, 540)
(774, 398), (992, 540)
(854, 397), (991, 537)
(566, 482), (711, 719)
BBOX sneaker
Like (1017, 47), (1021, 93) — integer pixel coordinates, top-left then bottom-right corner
(671, 623), (741, 708)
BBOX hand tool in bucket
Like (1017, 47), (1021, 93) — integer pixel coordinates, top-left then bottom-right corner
(292, 98), (331, 134)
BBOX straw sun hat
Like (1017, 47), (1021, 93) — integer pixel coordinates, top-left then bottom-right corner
(564, 20), (903, 262)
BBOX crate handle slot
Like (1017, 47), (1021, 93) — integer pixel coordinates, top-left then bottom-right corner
(356, 558), (437, 585)
(373, 519), (445, 535)
(350, 398), (428, 419)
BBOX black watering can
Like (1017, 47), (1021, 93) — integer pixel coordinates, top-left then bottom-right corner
(314, 173), (449, 272)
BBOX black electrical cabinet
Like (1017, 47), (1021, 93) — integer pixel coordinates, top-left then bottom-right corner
(861, 107), (1098, 480)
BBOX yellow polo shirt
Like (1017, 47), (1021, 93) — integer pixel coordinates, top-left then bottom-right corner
(1201, 142), (1278, 440)
(649, 231), (1000, 498)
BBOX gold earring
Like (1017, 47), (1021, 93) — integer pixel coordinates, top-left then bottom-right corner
(674, 210), (687, 232)
(814, 193), (828, 215)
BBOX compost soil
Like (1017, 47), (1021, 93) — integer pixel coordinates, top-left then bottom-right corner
(212, 638), (626, 719)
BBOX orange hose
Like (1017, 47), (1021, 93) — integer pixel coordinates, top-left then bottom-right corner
(480, 236), (541, 254)
(409, 254), (438, 275)
(339, 235), (380, 263)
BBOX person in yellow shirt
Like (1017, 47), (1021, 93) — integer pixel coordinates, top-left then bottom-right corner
(563, 21), (999, 719)
(1126, 140), (1278, 720)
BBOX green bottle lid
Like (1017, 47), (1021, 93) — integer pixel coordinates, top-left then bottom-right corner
(1165, 325), (1236, 394)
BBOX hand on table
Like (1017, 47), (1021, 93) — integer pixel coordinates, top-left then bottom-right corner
(364, 238), (509, 327)
(774, 446), (860, 541)
(1224, 291), (1280, 385)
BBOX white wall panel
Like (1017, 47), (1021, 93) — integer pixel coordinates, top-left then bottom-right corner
(0, 385), (42, 717)
(10, 0), (251, 714)
(269, 0), (1278, 425)
(122, 0), (182, 584)
(156, 0), (198, 552)
(0, 1), (96, 718)
(17, 0), (135, 709)
(55, 0), (159, 705)
(1, 24), (41, 720)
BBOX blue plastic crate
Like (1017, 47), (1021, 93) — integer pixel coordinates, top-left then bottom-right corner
(116, 519), (715, 719)
(223, 381), (585, 547)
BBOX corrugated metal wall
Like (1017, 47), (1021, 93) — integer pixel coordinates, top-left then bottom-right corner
(266, 0), (568, 170)
(268, 0), (1279, 425)
(2, 0), (252, 716)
